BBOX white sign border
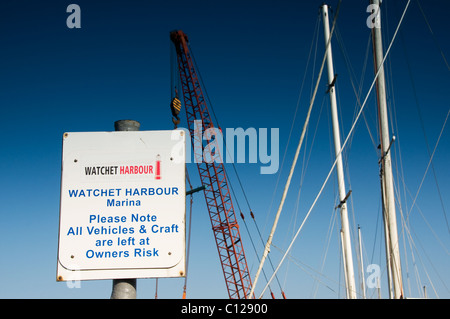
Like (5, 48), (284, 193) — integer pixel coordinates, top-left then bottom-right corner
(56, 130), (186, 282)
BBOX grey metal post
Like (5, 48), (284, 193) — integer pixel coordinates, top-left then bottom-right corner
(114, 119), (141, 132)
(110, 119), (140, 299)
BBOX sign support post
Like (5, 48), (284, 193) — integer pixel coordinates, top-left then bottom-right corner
(110, 119), (140, 299)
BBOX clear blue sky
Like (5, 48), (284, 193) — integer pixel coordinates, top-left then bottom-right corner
(0, 0), (448, 299)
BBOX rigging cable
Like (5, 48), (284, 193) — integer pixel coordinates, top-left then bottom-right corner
(224, 157), (280, 297)
(334, 23), (380, 297)
(386, 10), (450, 297)
(258, 0), (412, 298)
(397, 22), (450, 235)
(276, 15), (322, 296)
(405, 109), (450, 228)
(312, 197), (340, 298)
(381, 1), (415, 296)
(395, 164), (450, 256)
(415, 0), (450, 72)
(271, 243), (339, 296)
(289, 96), (328, 296)
(387, 22), (450, 292)
(239, 211), (277, 298)
(335, 26), (378, 152)
(249, 0), (343, 298)
(264, 14), (320, 252)
(188, 43), (286, 297)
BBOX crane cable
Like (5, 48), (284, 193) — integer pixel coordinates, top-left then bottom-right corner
(172, 39), (265, 297)
(174, 44), (274, 296)
(188, 43), (286, 298)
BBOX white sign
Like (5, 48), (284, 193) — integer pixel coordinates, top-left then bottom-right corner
(57, 130), (186, 281)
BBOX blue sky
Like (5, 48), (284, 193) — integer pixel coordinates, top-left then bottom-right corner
(0, 0), (449, 299)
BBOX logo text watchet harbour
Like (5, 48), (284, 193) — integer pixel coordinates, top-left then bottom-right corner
(84, 165), (156, 176)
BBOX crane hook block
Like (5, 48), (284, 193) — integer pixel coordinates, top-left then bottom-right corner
(170, 97), (182, 117)
(170, 96), (182, 128)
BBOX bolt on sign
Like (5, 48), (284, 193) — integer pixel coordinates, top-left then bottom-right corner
(57, 130), (186, 281)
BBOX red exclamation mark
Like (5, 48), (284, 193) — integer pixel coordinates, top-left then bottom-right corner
(155, 154), (161, 180)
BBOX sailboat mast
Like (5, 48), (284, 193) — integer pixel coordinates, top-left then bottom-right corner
(321, 4), (357, 299)
(358, 226), (366, 299)
(370, 0), (404, 299)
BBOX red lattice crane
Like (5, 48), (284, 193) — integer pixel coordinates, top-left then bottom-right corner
(170, 30), (253, 299)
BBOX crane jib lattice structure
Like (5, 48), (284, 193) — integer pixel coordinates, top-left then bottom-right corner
(170, 30), (253, 299)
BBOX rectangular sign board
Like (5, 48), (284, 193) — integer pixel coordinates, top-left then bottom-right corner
(57, 130), (186, 281)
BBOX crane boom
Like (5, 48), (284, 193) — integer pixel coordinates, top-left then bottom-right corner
(170, 30), (253, 299)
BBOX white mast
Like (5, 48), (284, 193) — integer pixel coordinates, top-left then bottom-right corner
(321, 4), (357, 299)
(340, 230), (349, 299)
(370, 0), (404, 299)
(358, 226), (366, 299)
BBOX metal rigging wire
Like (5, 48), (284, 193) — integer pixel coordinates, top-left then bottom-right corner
(187, 40), (286, 297)
(250, 0), (344, 298)
(258, 0), (412, 299)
